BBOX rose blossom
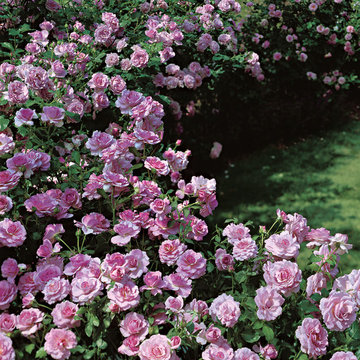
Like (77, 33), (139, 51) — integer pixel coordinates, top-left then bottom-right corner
(0, 219), (26, 248)
(234, 348), (260, 360)
(265, 231), (300, 259)
(260, 344), (278, 359)
(51, 301), (81, 329)
(40, 106), (65, 127)
(140, 271), (165, 295)
(0, 313), (16, 333)
(71, 277), (103, 304)
(110, 75), (126, 94)
(1, 258), (19, 281)
(203, 341), (234, 360)
(44, 328), (77, 360)
(118, 335), (141, 356)
(107, 280), (140, 311)
(210, 142), (223, 159)
(223, 223), (250, 244)
(320, 291), (358, 331)
(159, 239), (187, 265)
(42, 277), (70, 304)
(0, 170), (21, 192)
(254, 286), (284, 321)
(144, 156), (170, 176)
(176, 250), (207, 279)
(163, 273), (192, 298)
(0, 134), (15, 155)
(112, 221), (141, 246)
(138, 334), (172, 360)
(295, 318), (328, 358)
(74, 212), (110, 234)
(16, 308), (44, 336)
(306, 272), (327, 300)
(130, 45), (149, 68)
(0, 333), (15, 360)
(125, 249), (150, 279)
(164, 295), (184, 312)
(330, 352), (357, 360)
(0, 195), (12, 215)
(105, 53), (119, 67)
(14, 108), (37, 127)
(120, 312), (149, 340)
(7, 81), (29, 104)
(232, 237), (258, 261)
(209, 293), (240, 327)
(263, 260), (302, 297)
(215, 248), (234, 271)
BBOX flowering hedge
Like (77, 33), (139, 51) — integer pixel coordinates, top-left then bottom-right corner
(0, 1), (360, 360)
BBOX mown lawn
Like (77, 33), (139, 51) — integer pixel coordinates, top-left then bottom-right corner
(212, 120), (360, 273)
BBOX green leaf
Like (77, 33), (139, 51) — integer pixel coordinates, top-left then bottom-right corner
(83, 349), (96, 359)
(25, 343), (35, 354)
(35, 348), (47, 358)
(308, 254), (323, 263)
(1, 42), (14, 51)
(310, 293), (322, 302)
(350, 321), (360, 340)
(92, 314), (100, 327)
(298, 354), (309, 360)
(0, 116), (9, 131)
(85, 322), (93, 337)
(18, 126), (29, 137)
(299, 300), (319, 314)
(207, 261), (215, 273)
(235, 271), (247, 284)
(242, 331), (261, 343)
(186, 322), (195, 333)
(96, 339), (107, 350)
(71, 151), (81, 164)
(262, 325), (274, 342)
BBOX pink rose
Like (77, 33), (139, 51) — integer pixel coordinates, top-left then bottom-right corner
(42, 277), (70, 304)
(120, 312), (149, 340)
(260, 344), (278, 359)
(44, 328), (77, 360)
(0, 313), (16, 333)
(0, 333), (15, 360)
(125, 249), (150, 279)
(14, 108), (37, 127)
(0, 219), (26, 248)
(209, 141), (222, 159)
(40, 106), (65, 127)
(94, 24), (112, 45)
(263, 260), (302, 297)
(265, 231), (300, 259)
(140, 271), (165, 295)
(254, 286), (284, 321)
(144, 156), (170, 176)
(330, 352), (357, 360)
(88, 72), (109, 91)
(159, 239), (187, 265)
(176, 250), (207, 279)
(320, 291), (358, 331)
(209, 293), (240, 327)
(26, 66), (49, 90)
(107, 280), (140, 311)
(0, 135), (14, 157)
(105, 53), (119, 67)
(16, 308), (44, 336)
(7, 81), (29, 104)
(1, 258), (19, 280)
(215, 249), (234, 271)
(0, 170), (21, 192)
(0, 195), (12, 215)
(74, 212), (110, 235)
(138, 334), (172, 360)
(51, 301), (81, 329)
(232, 238), (258, 261)
(234, 348), (260, 360)
(203, 341), (234, 360)
(295, 318), (328, 358)
(112, 221), (141, 246)
(163, 273), (192, 298)
(306, 273), (327, 300)
(164, 295), (184, 312)
(71, 277), (103, 304)
(118, 335), (141, 356)
(110, 75), (126, 95)
(223, 223), (250, 244)
(130, 45), (149, 68)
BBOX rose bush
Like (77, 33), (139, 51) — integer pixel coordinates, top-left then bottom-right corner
(0, 0), (360, 359)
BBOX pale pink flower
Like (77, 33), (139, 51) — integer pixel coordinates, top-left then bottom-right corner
(234, 347), (260, 360)
(0, 333), (15, 360)
(16, 308), (44, 337)
(295, 318), (328, 358)
(107, 280), (140, 312)
(330, 352), (357, 360)
(115, 90), (145, 115)
(0, 170), (21, 192)
(255, 286), (284, 321)
(263, 260), (302, 297)
(232, 237), (258, 261)
(6, 81), (29, 104)
(305, 228), (331, 248)
(209, 293), (240, 327)
(120, 312), (149, 340)
(144, 156), (170, 176)
(110, 75), (126, 94)
(138, 334), (172, 360)
(1, 258), (19, 280)
(0, 313), (16, 333)
(205, 325), (222, 343)
(118, 335), (141, 356)
(0, 135), (15, 155)
(130, 45), (149, 68)
(34, 262), (63, 290)
(306, 273), (328, 299)
(164, 295), (184, 312)
(18, 272), (37, 295)
(329, 233), (352, 255)
(320, 291), (358, 331)
(87, 72), (109, 91)
(163, 273), (192, 297)
(71, 277), (103, 304)
(0, 219), (26, 248)
(159, 239), (187, 265)
(112, 221), (141, 246)
(40, 106), (65, 127)
(265, 231), (300, 259)
(140, 271), (165, 295)
(14, 108), (37, 127)
(42, 277), (70, 304)
(85, 130), (115, 156)
(176, 250), (207, 279)
(74, 212), (110, 234)
(203, 341), (234, 360)
(44, 328), (77, 360)
(273, 52), (282, 61)
(260, 344), (278, 359)
(63, 254), (91, 276)
(94, 24), (112, 44)
(223, 223), (250, 244)
(51, 301), (81, 329)
(284, 213), (309, 243)
(210, 142), (222, 159)
(215, 248), (234, 271)
(105, 53), (119, 67)
(125, 249), (150, 279)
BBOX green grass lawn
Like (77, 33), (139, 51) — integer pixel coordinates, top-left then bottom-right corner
(212, 120), (360, 273)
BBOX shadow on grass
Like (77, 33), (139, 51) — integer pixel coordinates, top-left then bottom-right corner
(210, 121), (360, 272)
